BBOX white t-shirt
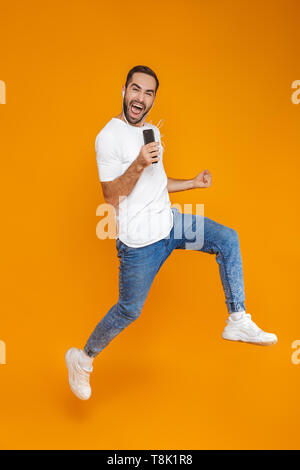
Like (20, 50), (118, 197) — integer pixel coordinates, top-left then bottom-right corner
(95, 117), (174, 248)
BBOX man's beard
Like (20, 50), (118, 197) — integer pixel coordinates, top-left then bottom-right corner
(123, 98), (148, 124)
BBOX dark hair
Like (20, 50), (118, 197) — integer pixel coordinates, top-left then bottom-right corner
(125, 65), (159, 93)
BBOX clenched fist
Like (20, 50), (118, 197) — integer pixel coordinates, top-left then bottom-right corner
(193, 169), (212, 188)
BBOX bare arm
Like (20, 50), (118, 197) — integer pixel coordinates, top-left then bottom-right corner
(167, 169), (212, 193)
(167, 177), (194, 193)
(102, 159), (143, 207)
(102, 141), (161, 207)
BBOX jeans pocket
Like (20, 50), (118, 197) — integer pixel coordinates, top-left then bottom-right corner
(116, 238), (123, 257)
(116, 238), (128, 256)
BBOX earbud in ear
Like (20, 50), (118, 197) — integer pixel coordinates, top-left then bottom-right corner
(122, 90), (125, 98)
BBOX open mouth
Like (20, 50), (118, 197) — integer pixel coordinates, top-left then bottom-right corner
(130, 103), (144, 117)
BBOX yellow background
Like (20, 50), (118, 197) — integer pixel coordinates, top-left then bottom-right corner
(0, 0), (299, 450)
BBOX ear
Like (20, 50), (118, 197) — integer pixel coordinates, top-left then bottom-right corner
(122, 87), (125, 98)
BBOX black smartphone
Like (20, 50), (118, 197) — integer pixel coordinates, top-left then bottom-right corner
(143, 128), (158, 164)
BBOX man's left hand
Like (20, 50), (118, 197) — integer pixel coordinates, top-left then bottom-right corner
(193, 169), (212, 188)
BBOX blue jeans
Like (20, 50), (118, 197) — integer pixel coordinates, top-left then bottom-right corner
(84, 207), (246, 357)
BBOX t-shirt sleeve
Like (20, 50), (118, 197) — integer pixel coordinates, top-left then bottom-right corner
(95, 131), (122, 182)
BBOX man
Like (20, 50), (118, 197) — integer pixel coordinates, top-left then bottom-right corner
(65, 65), (277, 401)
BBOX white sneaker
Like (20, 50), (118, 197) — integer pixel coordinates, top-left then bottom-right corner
(222, 312), (278, 346)
(65, 348), (93, 400)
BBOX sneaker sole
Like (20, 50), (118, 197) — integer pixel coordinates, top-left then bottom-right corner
(65, 349), (91, 400)
(65, 348), (76, 369)
(222, 334), (277, 346)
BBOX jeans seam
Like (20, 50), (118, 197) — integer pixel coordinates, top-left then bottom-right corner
(205, 239), (235, 304)
(117, 244), (125, 298)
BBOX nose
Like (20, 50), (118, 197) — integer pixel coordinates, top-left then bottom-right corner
(136, 92), (144, 103)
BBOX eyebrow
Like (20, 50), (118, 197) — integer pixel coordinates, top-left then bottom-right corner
(130, 82), (155, 93)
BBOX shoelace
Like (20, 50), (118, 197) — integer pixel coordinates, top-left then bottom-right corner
(74, 362), (91, 387)
(239, 313), (262, 333)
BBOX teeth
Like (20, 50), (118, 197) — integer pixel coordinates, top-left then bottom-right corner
(132, 104), (142, 109)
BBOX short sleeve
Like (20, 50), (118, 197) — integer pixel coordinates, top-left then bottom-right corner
(95, 131), (122, 182)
